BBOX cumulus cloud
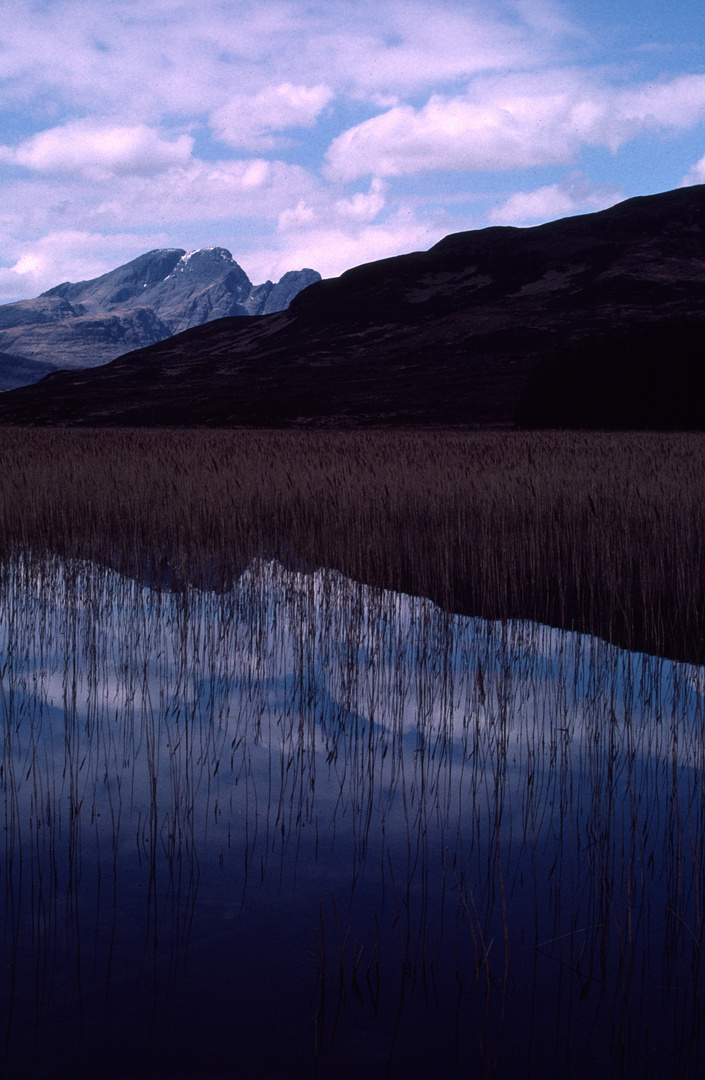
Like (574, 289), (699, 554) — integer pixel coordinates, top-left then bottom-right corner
(324, 70), (705, 181)
(211, 83), (334, 150)
(0, 120), (194, 178)
(489, 175), (624, 226)
(618, 74), (705, 132)
(325, 93), (574, 181)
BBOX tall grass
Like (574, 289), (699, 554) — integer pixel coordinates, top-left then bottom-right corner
(0, 428), (703, 663)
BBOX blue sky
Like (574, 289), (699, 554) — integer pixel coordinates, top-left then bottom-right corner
(2, 0), (705, 301)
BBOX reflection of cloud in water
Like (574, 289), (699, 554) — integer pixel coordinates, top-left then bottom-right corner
(2, 556), (705, 1079)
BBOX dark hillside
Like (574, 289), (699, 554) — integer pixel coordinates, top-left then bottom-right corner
(517, 319), (705, 428)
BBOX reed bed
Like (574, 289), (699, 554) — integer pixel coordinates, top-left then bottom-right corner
(0, 427), (703, 663)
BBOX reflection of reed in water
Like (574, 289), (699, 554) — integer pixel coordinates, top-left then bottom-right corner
(1, 556), (704, 1077)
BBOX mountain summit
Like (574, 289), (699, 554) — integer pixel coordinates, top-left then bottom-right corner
(3, 184), (705, 427)
(0, 250), (319, 387)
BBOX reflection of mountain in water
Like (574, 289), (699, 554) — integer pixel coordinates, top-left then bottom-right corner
(1, 558), (704, 1078)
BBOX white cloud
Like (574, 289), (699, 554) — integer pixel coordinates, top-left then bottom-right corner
(211, 83), (334, 150)
(324, 85), (583, 181)
(324, 70), (705, 182)
(303, 0), (551, 96)
(0, 193), (438, 302)
(512, 0), (580, 39)
(92, 158), (318, 227)
(489, 175), (623, 226)
(334, 178), (386, 222)
(0, 229), (172, 299)
(0, 120), (194, 178)
(0, 2), (304, 118)
(275, 178), (387, 238)
(0, 1), (563, 121)
(243, 210), (440, 282)
(618, 74), (705, 131)
(680, 152), (705, 187)
(277, 201), (318, 231)
(0, 157), (320, 237)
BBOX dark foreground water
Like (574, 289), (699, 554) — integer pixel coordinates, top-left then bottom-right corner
(1, 558), (704, 1079)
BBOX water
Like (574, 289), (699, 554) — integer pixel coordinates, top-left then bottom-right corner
(1, 557), (704, 1079)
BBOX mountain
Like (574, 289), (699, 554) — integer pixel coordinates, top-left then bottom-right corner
(2, 184), (705, 427)
(0, 249), (319, 386)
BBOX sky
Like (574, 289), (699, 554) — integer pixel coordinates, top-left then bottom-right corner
(2, 0), (705, 301)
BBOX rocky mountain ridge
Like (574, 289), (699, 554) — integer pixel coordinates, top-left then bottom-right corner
(0, 249), (319, 385)
(2, 184), (705, 427)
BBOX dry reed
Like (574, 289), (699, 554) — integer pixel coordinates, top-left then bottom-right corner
(0, 427), (702, 664)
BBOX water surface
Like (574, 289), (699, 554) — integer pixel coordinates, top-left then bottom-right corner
(1, 558), (704, 1078)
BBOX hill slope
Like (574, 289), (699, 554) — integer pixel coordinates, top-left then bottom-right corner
(2, 185), (705, 427)
(0, 351), (59, 392)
